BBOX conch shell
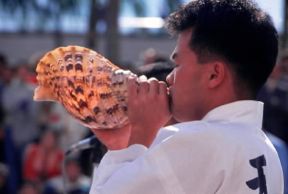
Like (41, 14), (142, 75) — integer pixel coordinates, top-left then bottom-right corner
(34, 45), (133, 129)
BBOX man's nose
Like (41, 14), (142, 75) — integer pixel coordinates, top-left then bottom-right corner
(170, 51), (177, 62)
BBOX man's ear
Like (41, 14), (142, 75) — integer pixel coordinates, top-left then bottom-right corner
(207, 62), (226, 89)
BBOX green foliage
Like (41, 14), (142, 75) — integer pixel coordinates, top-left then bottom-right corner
(0, 0), (80, 32)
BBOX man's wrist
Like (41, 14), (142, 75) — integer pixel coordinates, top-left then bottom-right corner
(106, 142), (129, 151)
(128, 126), (158, 147)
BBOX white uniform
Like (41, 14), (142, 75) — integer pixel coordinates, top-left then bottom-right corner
(89, 101), (284, 194)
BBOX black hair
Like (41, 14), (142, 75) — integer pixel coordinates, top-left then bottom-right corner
(137, 61), (174, 82)
(165, 0), (278, 97)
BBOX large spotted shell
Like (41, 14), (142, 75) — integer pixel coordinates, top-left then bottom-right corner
(34, 45), (132, 129)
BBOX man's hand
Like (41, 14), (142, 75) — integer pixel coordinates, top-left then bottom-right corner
(91, 124), (131, 150)
(91, 75), (171, 150)
(127, 76), (171, 147)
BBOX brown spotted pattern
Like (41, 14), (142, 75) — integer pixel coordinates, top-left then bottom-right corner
(34, 45), (132, 129)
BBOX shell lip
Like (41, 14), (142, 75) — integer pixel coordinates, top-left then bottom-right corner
(33, 86), (41, 101)
(33, 86), (56, 102)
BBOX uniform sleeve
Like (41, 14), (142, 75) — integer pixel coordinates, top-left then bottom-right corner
(89, 128), (227, 194)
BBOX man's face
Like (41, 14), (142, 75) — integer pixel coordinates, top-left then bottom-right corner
(167, 29), (210, 122)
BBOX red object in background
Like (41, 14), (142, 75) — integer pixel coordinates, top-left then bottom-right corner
(23, 143), (64, 182)
(23, 131), (64, 181)
(25, 74), (37, 85)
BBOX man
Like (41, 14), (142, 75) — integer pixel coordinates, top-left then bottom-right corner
(90, 0), (284, 193)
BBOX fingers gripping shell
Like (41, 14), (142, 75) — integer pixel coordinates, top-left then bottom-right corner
(34, 45), (133, 129)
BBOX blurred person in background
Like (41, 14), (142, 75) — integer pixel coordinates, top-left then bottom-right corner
(0, 53), (9, 139)
(2, 64), (40, 149)
(0, 53), (8, 98)
(43, 157), (90, 194)
(89, 0), (283, 193)
(258, 52), (288, 144)
(140, 48), (167, 66)
(18, 181), (41, 194)
(37, 100), (89, 151)
(23, 129), (64, 184)
(0, 58), (36, 194)
(0, 163), (9, 193)
(50, 104), (89, 151)
(0, 53), (9, 93)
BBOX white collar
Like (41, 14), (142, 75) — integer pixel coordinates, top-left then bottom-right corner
(202, 100), (263, 129)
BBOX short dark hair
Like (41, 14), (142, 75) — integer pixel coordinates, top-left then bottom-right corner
(165, 0), (278, 97)
(137, 61), (174, 82)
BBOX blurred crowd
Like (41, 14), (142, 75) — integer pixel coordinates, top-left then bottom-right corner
(0, 47), (288, 194)
(0, 52), (104, 194)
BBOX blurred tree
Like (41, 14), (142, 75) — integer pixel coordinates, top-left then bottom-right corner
(47, 0), (80, 46)
(0, 0), (31, 33)
(0, 0), (185, 62)
(86, 0), (107, 50)
(161, 0), (182, 18)
(105, 0), (120, 63)
(86, 0), (99, 49)
(0, 0), (79, 46)
(104, 0), (180, 64)
(130, 0), (146, 17)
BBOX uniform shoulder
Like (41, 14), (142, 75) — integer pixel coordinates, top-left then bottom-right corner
(163, 121), (256, 153)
